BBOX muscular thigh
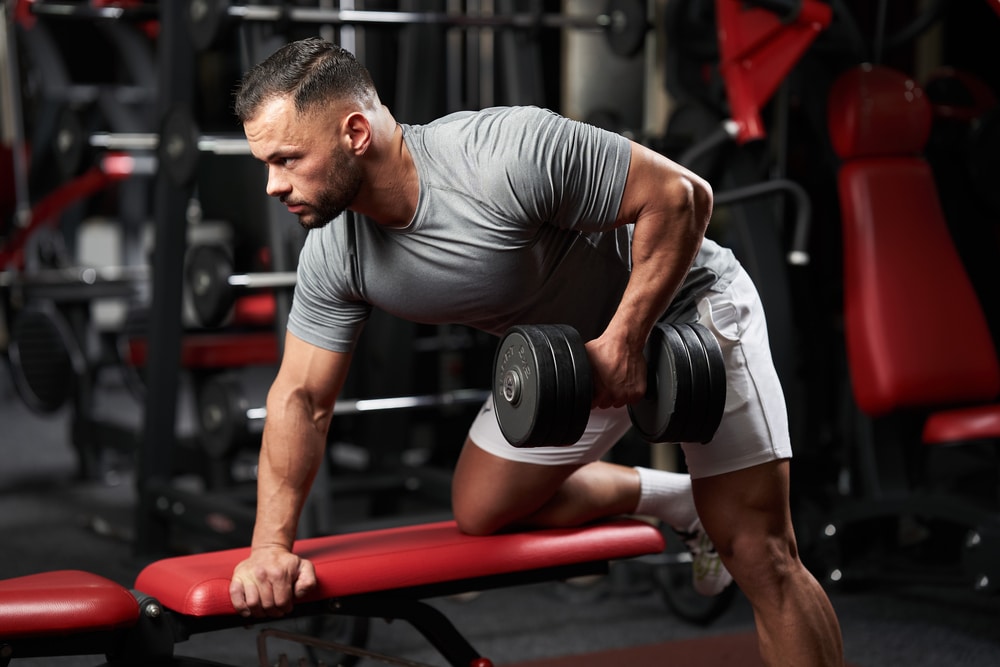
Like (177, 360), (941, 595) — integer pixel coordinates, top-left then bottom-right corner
(454, 400), (633, 534)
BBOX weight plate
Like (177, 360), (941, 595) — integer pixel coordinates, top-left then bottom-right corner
(563, 325), (594, 445)
(541, 325), (591, 446)
(159, 106), (201, 186)
(8, 302), (86, 414)
(674, 323), (710, 443)
(604, 0), (648, 58)
(494, 326), (557, 447)
(54, 106), (85, 179)
(198, 373), (240, 459)
(686, 322), (727, 443)
(186, 244), (235, 327)
(187, 0), (226, 51)
(657, 324), (694, 443)
(629, 323), (690, 442)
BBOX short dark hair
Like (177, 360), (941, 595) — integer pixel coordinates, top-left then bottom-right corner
(233, 37), (377, 122)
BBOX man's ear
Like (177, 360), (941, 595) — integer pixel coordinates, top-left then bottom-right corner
(344, 111), (372, 156)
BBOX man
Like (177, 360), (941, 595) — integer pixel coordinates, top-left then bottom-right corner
(228, 37), (844, 666)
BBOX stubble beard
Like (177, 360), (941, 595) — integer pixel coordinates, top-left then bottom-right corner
(297, 150), (364, 231)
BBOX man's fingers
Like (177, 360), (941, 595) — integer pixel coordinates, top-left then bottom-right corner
(229, 579), (250, 617)
(294, 560), (318, 598)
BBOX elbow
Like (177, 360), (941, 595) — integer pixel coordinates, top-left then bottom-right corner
(686, 172), (713, 234)
(668, 172), (713, 238)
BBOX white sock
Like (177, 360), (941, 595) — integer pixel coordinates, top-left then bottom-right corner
(634, 466), (698, 532)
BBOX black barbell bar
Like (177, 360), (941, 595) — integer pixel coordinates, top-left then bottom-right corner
(187, 0), (649, 58)
(24, 1), (159, 22)
(198, 373), (491, 459)
(63, 106), (244, 186)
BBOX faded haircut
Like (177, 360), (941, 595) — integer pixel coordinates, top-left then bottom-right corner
(233, 37), (377, 122)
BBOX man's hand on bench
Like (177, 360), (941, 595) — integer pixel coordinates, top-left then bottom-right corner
(229, 546), (318, 618)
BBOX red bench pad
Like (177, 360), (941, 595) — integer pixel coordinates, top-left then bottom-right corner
(134, 519), (664, 617)
(0, 570), (139, 639)
(922, 404), (1000, 444)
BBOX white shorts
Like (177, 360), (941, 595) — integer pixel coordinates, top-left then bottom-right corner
(468, 268), (792, 479)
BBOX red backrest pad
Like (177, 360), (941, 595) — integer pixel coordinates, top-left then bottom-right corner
(830, 65), (1000, 415)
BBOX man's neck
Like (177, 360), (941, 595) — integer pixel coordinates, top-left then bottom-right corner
(351, 108), (418, 228)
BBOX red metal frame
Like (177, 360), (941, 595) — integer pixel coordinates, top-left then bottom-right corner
(715, 0), (833, 144)
(0, 157), (131, 270)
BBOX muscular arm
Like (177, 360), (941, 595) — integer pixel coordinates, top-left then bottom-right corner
(230, 331), (352, 617)
(588, 142), (713, 408)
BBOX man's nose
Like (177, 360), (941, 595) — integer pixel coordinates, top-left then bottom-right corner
(265, 167), (289, 198)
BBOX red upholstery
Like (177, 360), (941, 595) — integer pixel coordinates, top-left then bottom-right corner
(134, 519), (665, 617)
(831, 65), (1000, 417)
(0, 570), (138, 639)
(923, 404), (1000, 444)
(127, 331), (279, 368)
(829, 64), (932, 160)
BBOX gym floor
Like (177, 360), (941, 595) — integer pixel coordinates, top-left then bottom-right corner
(2, 367), (999, 667)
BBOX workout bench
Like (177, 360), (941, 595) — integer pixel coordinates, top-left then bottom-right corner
(0, 518), (664, 666)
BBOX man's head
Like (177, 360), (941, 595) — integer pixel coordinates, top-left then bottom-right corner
(234, 37), (377, 124)
(236, 39), (376, 230)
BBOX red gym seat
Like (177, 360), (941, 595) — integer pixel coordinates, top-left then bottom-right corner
(0, 519), (664, 666)
(827, 63), (1000, 590)
(134, 518), (664, 616)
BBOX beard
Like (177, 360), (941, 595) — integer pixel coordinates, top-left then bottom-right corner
(296, 148), (364, 231)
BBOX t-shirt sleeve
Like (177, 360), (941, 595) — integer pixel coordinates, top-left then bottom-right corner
(285, 220), (372, 354)
(490, 107), (632, 233)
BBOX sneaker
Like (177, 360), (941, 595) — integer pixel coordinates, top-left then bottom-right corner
(674, 519), (733, 596)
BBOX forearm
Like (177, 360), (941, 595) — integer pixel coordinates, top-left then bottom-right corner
(250, 390), (331, 551)
(609, 174), (712, 348)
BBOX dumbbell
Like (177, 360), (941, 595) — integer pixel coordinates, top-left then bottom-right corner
(493, 322), (726, 447)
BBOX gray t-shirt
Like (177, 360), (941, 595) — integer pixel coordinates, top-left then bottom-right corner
(287, 106), (739, 353)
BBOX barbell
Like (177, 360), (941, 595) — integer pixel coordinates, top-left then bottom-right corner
(186, 0), (649, 58)
(185, 244), (296, 328)
(493, 321), (726, 447)
(53, 106), (247, 186)
(197, 371), (491, 458)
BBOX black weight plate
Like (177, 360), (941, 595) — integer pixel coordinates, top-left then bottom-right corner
(605, 0), (648, 58)
(541, 325), (591, 446)
(658, 323), (694, 443)
(629, 323), (692, 442)
(198, 373), (240, 459)
(186, 244), (235, 327)
(687, 322), (727, 443)
(159, 106), (201, 186)
(54, 106), (85, 179)
(674, 323), (710, 443)
(494, 326), (557, 447)
(187, 0), (226, 52)
(627, 325), (674, 441)
(563, 325), (594, 445)
(8, 303), (86, 414)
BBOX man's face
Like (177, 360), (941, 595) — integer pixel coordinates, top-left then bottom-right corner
(244, 96), (363, 230)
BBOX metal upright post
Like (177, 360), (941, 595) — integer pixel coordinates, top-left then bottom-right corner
(134, 2), (196, 557)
